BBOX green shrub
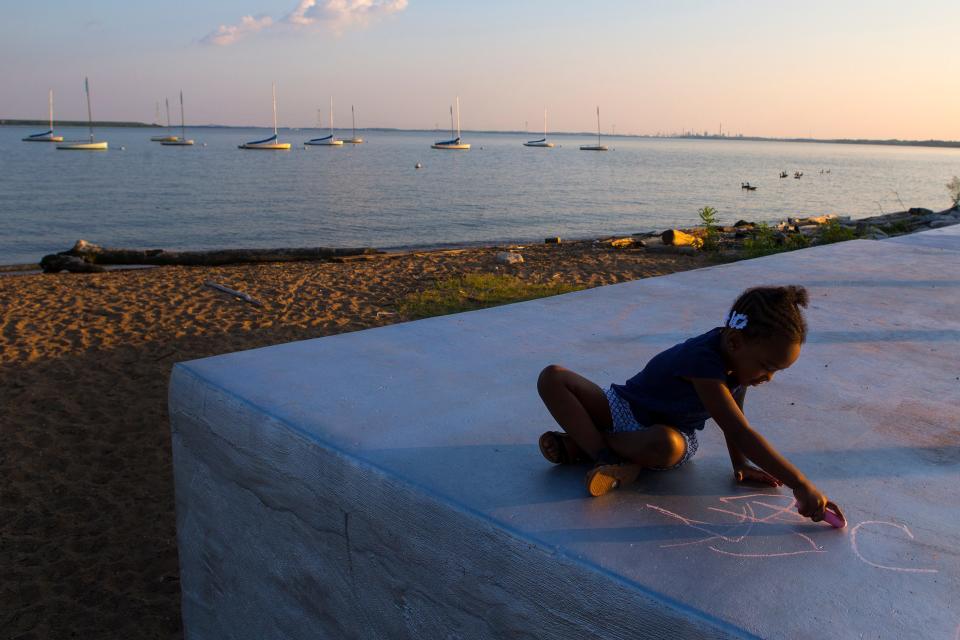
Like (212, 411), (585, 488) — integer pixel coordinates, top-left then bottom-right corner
(741, 223), (781, 258)
(399, 273), (583, 319)
(818, 220), (856, 244)
(698, 206), (720, 252)
(880, 220), (911, 235)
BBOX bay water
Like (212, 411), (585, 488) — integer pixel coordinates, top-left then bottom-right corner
(1, 126), (957, 265)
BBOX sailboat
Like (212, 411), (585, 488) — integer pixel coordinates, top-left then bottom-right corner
(161, 91), (195, 146)
(344, 105), (364, 144)
(579, 106), (608, 151)
(57, 77), (108, 150)
(523, 108), (554, 148)
(151, 98), (179, 142)
(305, 97), (343, 146)
(22, 90), (64, 142)
(239, 83), (291, 150)
(432, 96), (470, 150)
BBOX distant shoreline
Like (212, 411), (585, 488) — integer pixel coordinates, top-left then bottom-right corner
(3, 119), (959, 149)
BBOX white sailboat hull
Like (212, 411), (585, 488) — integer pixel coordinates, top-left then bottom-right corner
(524, 141), (555, 148)
(239, 142), (291, 150)
(57, 141), (109, 150)
(579, 144), (608, 151)
(151, 135), (179, 142)
(23, 133), (64, 142)
(162, 139), (195, 146)
(344, 138), (364, 144)
(305, 139), (343, 146)
(431, 142), (471, 150)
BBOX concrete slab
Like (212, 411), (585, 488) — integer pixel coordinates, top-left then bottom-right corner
(886, 222), (960, 252)
(170, 230), (960, 639)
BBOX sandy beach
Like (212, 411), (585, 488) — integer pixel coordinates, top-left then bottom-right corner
(0, 240), (710, 639)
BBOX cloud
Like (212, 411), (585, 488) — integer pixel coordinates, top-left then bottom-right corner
(202, 0), (407, 46)
(202, 14), (274, 46)
(286, 0), (409, 33)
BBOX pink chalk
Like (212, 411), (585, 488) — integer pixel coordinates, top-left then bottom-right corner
(822, 507), (846, 529)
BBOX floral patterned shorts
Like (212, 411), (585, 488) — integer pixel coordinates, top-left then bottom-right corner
(604, 386), (699, 470)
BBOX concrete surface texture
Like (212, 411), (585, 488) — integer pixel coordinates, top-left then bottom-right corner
(169, 227), (960, 639)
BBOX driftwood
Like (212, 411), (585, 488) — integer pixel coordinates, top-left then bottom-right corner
(660, 229), (703, 248)
(204, 281), (263, 307)
(41, 240), (382, 272)
(40, 254), (106, 273)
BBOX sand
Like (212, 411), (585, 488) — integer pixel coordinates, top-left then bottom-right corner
(0, 240), (709, 639)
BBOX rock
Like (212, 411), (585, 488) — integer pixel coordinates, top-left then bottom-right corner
(40, 254), (105, 274)
(733, 220), (753, 228)
(866, 226), (888, 238)
(495, 251), (524, 264)
(544, 237), (561, 244)
(909, 207), (934, 216)
(928, 219), (957, 229)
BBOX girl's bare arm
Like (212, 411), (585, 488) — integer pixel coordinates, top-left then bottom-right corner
(691, 378), (808, 489)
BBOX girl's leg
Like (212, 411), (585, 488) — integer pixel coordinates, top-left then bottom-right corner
(584, 425), (688, 497)
(605, 426), (687, 469)
(537, 365), (613, 460)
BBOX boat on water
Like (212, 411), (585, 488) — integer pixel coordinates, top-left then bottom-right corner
(150, 98), (179, 142)
(161, 91), (195, 146)
(305, 97), (343, 146)
(57, 78), (108, 151)
(239, 83), (291, 150)
(579, 106), (608, 151)
(22, 90), (64, 142)
(432, 96), (470, 150)
(344, 104), (364, 144)
(523, 108), (555, 148)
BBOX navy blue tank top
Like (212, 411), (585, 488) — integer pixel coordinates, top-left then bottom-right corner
(611, 327), (742, 434)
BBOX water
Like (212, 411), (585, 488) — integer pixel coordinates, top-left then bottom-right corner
(1, 126), (958, 264)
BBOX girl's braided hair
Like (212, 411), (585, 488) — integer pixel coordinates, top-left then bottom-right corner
(727, 285), (809, 344)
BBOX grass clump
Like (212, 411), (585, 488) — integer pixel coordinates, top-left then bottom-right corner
(399, 273), (584, 319)
(741, 223), (811, 259)
(818, 219), (857, 244)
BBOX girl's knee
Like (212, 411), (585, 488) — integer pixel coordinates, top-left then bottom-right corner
(537, 364), (567, 395)
(648, 426), (687, 467)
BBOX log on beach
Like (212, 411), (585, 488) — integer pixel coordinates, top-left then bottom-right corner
(660, 229), (703, 248)
(40, 240), (383, 272)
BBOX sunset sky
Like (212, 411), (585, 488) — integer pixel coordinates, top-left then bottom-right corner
(3, 1), (958, 139)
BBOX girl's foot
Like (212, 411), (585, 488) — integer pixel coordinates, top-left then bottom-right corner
(538, 431), (588, 464)
(584, 462), (642, 497)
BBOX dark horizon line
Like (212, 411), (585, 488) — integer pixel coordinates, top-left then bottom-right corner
(3, 119), (959, 149)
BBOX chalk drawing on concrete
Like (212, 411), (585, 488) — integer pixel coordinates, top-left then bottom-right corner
(647, 494), (825, 559)
(850, 521), (939, 574)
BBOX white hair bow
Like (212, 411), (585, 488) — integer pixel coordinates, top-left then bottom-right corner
(726, 310), (749, 329)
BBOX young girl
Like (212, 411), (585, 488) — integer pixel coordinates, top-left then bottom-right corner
(536, 285), (843, 524)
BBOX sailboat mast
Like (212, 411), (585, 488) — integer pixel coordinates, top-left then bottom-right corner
(179, 90), (186, 140)
(85, 77), (94, 143)
(596, 106), (601, 146)
(456, 96), (462, 139)
(49, 89), (54, 132)
(351, 105), (356, 138)
(272, 82), (278, 137)
(329, 97), (334, 135)
(165, 98), (171, 132)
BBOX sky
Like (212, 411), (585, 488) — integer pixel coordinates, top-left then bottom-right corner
(2, 1), (959, 139)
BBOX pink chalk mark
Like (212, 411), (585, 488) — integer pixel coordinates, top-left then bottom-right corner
(849, 521), (939, 574)
(647, 495), (823, 559)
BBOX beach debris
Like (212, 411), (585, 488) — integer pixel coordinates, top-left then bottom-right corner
(607, 237), (635, 248)
(660, 228), (703, 249)
(544, 237), (561, 244)
(496, 251), (524, 264)
(41, 240), (382, 268)
(40, 254), (105, 273)
(204, 281), (263, 307)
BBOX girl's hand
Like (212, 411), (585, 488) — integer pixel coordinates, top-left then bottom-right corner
(734, 464), (783, 487)
(793, 481), (830, 521)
